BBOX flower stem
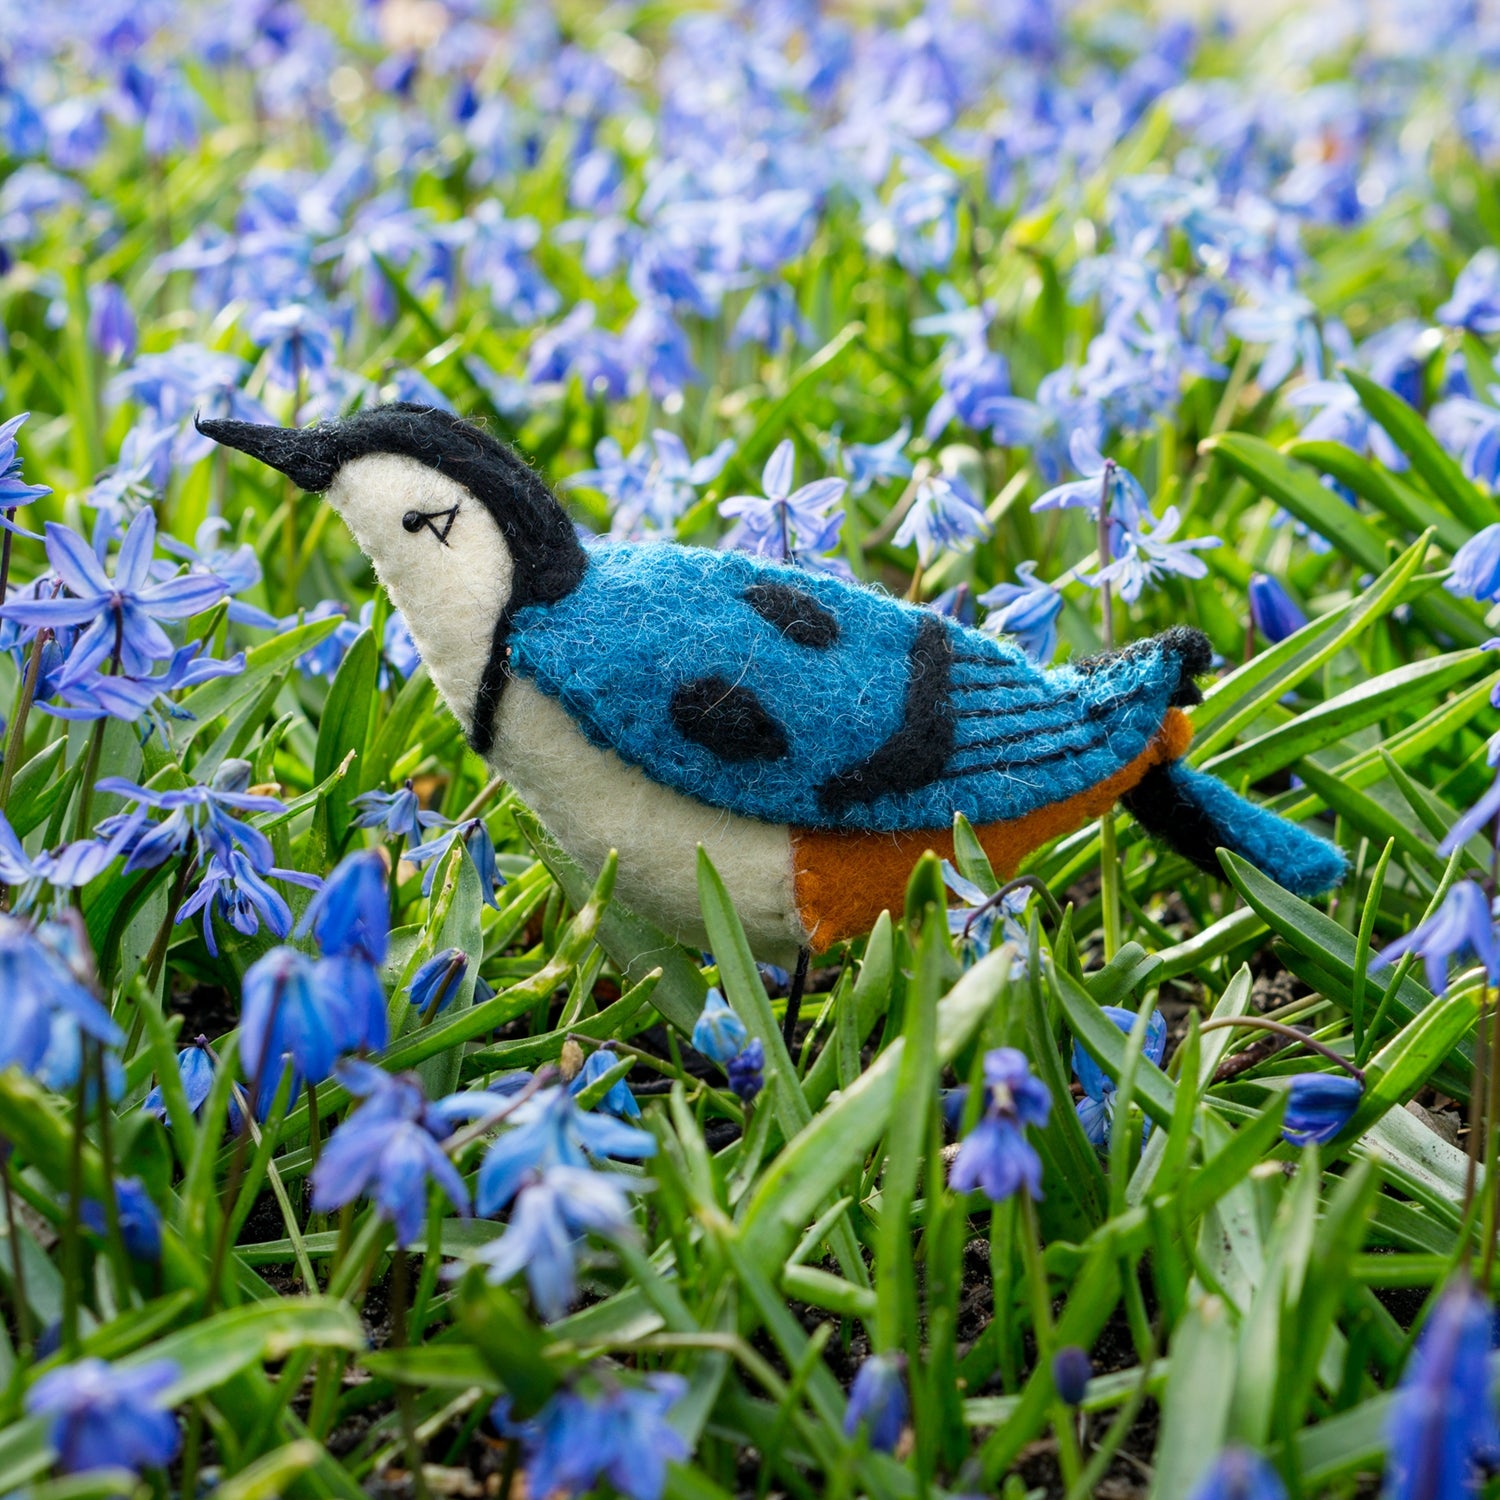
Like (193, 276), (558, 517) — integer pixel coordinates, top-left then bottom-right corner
(1483, 984), (1500, 1283)
(61, 1063), (86, 1357)
(2, 1155), (32, 1355)
(1096, 463), (1122, 961)
(1017, 1194), (1081, 1488)
(0, 627), (46, 810)
(1198, 1016), (1365, 1082)
(91, 1043), (134, 1310)
(390, 1248), (432, 1500)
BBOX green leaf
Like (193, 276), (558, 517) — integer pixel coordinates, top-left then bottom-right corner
(313, 626), (378, 844)
(1150, 1292), (1238, 1498)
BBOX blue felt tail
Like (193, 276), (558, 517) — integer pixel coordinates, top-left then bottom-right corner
(1121, 758), (1347, 897)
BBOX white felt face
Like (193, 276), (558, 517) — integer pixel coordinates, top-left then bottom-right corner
(325, 453), (513, 736)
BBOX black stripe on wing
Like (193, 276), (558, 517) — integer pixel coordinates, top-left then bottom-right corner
(818, 615), (956, 813)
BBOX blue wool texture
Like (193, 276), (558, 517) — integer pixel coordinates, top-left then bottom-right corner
(508, 541), (1189, 832)
(1159, 759), (1348, 897)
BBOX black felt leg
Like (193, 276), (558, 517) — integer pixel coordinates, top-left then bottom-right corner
(783, 947), (811, 1055)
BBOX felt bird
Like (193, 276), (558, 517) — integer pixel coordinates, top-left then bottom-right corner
(198, 405), (1345, 968)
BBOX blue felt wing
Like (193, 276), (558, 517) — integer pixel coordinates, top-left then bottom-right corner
(507, 541), (1198, 832)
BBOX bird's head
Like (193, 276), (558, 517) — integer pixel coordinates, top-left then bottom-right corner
(197, 404), (586, 743)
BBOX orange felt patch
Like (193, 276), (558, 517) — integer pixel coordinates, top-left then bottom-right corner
(791, 707), (1194, 950)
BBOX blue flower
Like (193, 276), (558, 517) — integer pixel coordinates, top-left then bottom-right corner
(727, 1039), (765, 1102)
(516, 1374), (689, 1500)
(142, 1040), (241, 1132)
(567, 1047), (641, 1119)
(408, 948), (468, 1018)
(948, 1048), (1050, 1202)
(1248, 574), (1308, 644)
(1185, 1447), (1287, 1500)
(719, 441), (847, 565)
(0, 411), (52, 516)
(471, 1164), (638, 1320)
(0, 914), (120, 1075)
(567, 431), (734, 539)
(979, 561), (1064, 664)
(1032, 431), (1150, 533)
(1384, 1273), (1500, 1499)
(26, 1357), (180, 1476)
(1281, 1073), (1362, 1147)
(316, 954), (388, 1055)
(893, 469), (991, 567)
(1371, 880), (1500, 995)
(1439, 763), (1500, 859)
(239, 947), (343, 1111)
(940, 863), (1031, 970)
(154, 517), (271, 627)
(476, 1087), (656, 1217)
(299, 849), (389, 964)
(248, 303), (338, 393)
(175, 852), (319, 959)
(39, 641), (245, 733)
(0, 511), (227, 682)
(81, 1177), (162, 1262)
(1073, 1006), (1168, 1151)
(95, 760), (284, 874)
(843, 1354), (908, 1453)
(309, 1067), (470, 1248)
(690, 988), (748, 1066)
(405, 818), (506, 908)
(1446, 523), (1500, 603)
(527, 303), (631, 401)
(1438, 249), (1500, 335)
(351, 782), (451, 851)
(87, 282), (136, 363)
(1224, 275), (1323, 391)
(1086, 507), (1219, 605)
(1052, 1347), (1092, 1407)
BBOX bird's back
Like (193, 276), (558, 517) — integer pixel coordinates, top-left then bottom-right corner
(507, 541), (1205, 836)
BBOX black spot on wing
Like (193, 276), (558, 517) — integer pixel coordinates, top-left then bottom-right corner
(743, 581), (840, 649)
(818, 615), (955, 813)
(670, 675), (790, 763)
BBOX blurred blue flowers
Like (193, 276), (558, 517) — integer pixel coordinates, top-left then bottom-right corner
(1073, 1006), (1167, 1151)
(26, 1357), (180, 1476)
(979, 561), (1064, 664)
(1446, 523), (1500, 603)
(1248, 574), (1307, 644)
(843, 1353), (908, 1453)
(690, 988), (747, 1066)
(894, 469), (991, 567)
(1186, 1447), (1287, 1500)
(1281, 1073), (1362, 1147)
(1372, 879), (1500, 995)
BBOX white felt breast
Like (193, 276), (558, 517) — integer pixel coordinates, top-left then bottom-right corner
(490, 680), (809, 964)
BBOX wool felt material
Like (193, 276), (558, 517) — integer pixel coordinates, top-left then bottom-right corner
(197, 404), (1349, 961)
(506, 541), (1210, 832)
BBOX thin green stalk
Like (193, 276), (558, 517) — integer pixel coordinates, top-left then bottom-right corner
(1017, 1194), (1081, 1488)
(1350, 837), (1396, 1060)
(61, 1064), (86, 1357)
(2, 1157), (32, 1354)
(1096, 463), (1121, 961)
(0, 626), (47, 810)
(90, 1043), (134, 1310)
(1483, 984), (1500, 1284)
(390, 1248), (432, 1500)
(1198, 1016), (1365, 1081)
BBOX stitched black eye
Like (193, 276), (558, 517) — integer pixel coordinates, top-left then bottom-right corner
(402, 511), (424, 533)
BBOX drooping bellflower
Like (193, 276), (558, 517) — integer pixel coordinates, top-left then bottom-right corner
(843, 1353), (908, 1453)
(1371, 880), (1500, 996)
(1281, 1073), (1363, 1147)
(26, 1358), (180, 1476)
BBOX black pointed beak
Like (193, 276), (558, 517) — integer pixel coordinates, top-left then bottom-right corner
(194, 414), (342, 492)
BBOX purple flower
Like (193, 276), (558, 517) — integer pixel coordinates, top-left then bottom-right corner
(1248, 574), (1307, 643)
(1384, 1273), (1500, 1499)
(1086, 508), (1219, 605)
(527, 303), (631, 400)
(142, 1040), (240, 1130)
(1224, 275), (1322, 391)
(248, 303), (338, 393)
(690, 988), (748, 1066)
(949, 1047), (1050, 1202)
(0, 511), (227, 683)
(26, 1358), (180, 1476)
(239, 947), (342, 1109)
(1371, 879), (1500, 995)
(1439, 763), (1500, 858)
(0, 913), (120, 1076)
(843, 1354), (908, 1453)
(471, 1164), (637, 1320)
(719, 441), (848, 564)
(516, 1374), (689, 1500)
(941, 862), (1031, 969)
(979, 561), (1064, 664)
